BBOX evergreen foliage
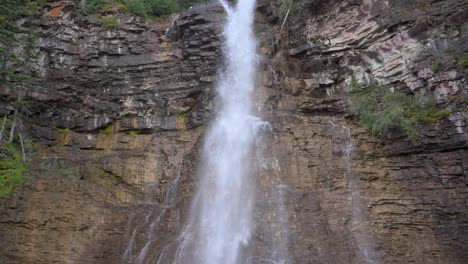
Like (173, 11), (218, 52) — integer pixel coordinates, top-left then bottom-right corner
(348, 77), (452, 138)
(0, 0), (41, 86)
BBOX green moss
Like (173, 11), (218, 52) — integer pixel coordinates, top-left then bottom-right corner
(98, 169), (107, 178)
(99, 126), (113, 136)
(177, 112), (188, 118)
(24, 139), (34, 150)
(101, 15), (119, 28)
(98, 169), (118, 184)
(459, 57), (468, 69)
(0, 143), (27, 198)
(58, 127), (71, 133)
(128, 130), (139, 136)
(348, 77), (451, 138)
(451, 51), (468, 69)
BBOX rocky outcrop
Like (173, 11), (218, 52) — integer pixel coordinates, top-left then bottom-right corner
(0, 0), (467, 263)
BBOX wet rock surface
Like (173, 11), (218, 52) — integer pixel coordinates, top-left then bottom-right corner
(0, 0), (467, 263)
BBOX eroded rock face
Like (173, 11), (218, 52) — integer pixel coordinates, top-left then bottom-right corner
(0, 0), (467, 263)
(254, 0), (468, 263)
(0, 1), (224, 263)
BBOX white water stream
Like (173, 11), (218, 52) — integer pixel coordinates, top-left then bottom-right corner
(329, 121), (380, 264)
(175, 0), (262, 263)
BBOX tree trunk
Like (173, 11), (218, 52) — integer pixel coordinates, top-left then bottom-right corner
(8, 116), (16, 143)
(0, 115), (6, 144)
(18, 131), (26, 162)
(8, 89), (23, 143)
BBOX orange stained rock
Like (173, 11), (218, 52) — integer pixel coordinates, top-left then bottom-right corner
(48, 5), (65, 17)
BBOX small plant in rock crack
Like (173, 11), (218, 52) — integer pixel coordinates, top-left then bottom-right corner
(99, 126), (113, 136)
(128, 130), (139, 136)
(58, 127), (72, 133)
(98, 169), (118, 185)
(101, 15), (119, 28)
(347, 77), (452, 139)
(0, 143), (28, 198)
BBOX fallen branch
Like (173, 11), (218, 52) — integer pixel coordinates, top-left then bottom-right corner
(274, 9), (290, 52)
(279, 9), (290, 39)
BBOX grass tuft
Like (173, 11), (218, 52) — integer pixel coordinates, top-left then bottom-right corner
(102, 15), (119, 28)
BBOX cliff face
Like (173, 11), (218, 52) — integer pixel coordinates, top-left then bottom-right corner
(0, 1), (224, 263)
(0, 0), (467, 263)
(254, 0), (468, 263)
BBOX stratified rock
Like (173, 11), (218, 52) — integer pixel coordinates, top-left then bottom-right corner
(0, 0), (467, 263)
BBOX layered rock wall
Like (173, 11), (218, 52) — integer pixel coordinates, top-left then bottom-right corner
(0, 1), (225, 263)
(0, 0), (467, 263)
(254, 0), (468, 262)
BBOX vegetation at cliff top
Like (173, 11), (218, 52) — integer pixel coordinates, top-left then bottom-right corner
(280, 0), (321, 16)
(81, 0), (207, 17)
(348, 78), (452, 138)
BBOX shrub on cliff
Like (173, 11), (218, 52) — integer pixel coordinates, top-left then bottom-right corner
(178, 0), (205, 8)
(280, 0), (321, 16)
(82, 0), (205, 16)
(347, 78), (452, 138)
(124, 0), (180, 17)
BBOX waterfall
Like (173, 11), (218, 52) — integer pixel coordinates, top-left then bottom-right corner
(176, 0), (260, 263)
(329, 121), (380, 264)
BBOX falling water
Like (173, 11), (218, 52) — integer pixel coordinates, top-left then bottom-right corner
(122, 140), (183, 264)
(175, 0), (261, 263)
(329, 121), (380, 264)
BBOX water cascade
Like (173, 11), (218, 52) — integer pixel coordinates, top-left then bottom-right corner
(330, 121), (380, 264)
(175, 0), (262, 263)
